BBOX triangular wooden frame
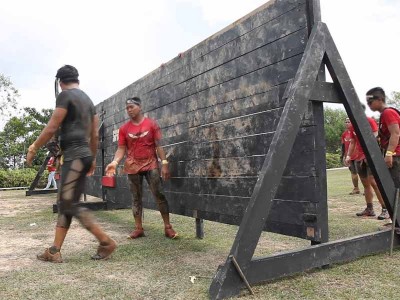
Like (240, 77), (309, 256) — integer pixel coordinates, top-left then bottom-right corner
(209, 21), (400, 300)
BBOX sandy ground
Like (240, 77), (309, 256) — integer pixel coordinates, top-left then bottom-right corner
(0, 191), (125, 275)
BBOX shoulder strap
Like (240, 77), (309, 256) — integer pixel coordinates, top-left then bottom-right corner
(378, 107), (400, 147)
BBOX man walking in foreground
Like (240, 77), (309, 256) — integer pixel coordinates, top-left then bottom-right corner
(27, 65), (116, 262)
(105, 96), (178, 239)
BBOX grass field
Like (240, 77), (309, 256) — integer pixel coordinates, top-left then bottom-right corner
(0, 168), (399, 299)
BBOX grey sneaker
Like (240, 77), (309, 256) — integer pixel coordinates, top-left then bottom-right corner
(377, 209), (390, 220)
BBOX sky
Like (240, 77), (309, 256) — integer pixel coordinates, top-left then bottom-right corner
(1, 0), (399, 118)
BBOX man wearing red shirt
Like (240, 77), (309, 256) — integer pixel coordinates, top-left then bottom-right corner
(44, 156), (57, 190)
(341, 118), (360, 194)
(367, 87), (400, 189)
(345, 105), (389, 219)
(105, 97), (178, 239)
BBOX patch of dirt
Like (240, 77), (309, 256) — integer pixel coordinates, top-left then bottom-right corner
(0, 191), (127, 276)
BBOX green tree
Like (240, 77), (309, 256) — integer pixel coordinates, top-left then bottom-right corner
(0, 107), (53, 169)
(0, 74), (19, 117)
(324, 107), (347, 154)
(387, 91), (400, 109)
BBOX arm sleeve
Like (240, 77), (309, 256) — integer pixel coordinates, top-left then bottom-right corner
(368, 117), (378, 132)
(55, 91), (70, 109)
(384, 109), (400, 126)
(152, 120), (162, 142)
(118, 125), (126, 146)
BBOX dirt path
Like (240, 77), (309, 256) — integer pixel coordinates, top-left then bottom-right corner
(0, 191), (125, 275)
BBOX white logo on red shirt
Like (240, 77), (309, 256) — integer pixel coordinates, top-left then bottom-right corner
(128, 131), (149, 139)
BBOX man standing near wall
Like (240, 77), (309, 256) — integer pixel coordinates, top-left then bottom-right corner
(367, 87), (400, 189)
(27, 65), (116, 262)
(341, 117), (360, 195)
(105, 96), (178, 239)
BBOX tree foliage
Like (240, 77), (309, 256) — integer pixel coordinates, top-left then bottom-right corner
(387, 91), (400, 109)
(324, 107), (347, 154)
(0, 74), (19, 117)
(0, 107), (53, 169)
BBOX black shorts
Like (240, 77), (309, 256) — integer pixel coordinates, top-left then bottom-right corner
(348, 160), (357, 174)
(355, 160), (372, 179)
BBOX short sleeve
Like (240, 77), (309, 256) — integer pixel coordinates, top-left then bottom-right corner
(118, 125), (127, 146)
(55, 91), (70, 109)
(383, 109), (400, 126)
(152, 120), (162, 142)
(349, 125), (356, 139)
(368, 117), (378, 132)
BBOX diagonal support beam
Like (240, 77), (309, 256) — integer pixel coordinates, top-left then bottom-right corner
(209, 22), (328, 300)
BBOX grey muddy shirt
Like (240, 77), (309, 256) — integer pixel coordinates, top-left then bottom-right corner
(56, 88), (95, 161)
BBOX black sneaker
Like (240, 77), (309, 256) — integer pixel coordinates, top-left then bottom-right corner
(356, 207), (376, 217)
(377, 209), (390, 220)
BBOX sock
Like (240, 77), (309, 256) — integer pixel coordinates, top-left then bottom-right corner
(49, 246), (59, 254)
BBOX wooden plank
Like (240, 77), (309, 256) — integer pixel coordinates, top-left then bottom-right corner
(26, 189), (57, 196)
(145, 25), (308, 111)
(246, 230), (400, 284)
(129, 0), (307, 98)
(162, 123), (315, 161)
(310, 82), (341, 103)
(187, 85), (281, 128)
(311, 101), (329, 242)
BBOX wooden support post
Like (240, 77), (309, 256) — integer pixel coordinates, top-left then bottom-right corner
(195, 218), (204, 239)
(26, 154), (51, 196)
(390, 188), (399, 256)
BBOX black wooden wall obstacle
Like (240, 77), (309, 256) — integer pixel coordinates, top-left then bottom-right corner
(88, 0), (329, 243)
(78, 1), (400, 298)
(209, 15), (400, 300)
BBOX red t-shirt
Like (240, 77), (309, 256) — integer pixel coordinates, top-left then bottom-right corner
(379, 108), (400, 156)
(118, 118), (162, 174)
(341, 130), (358, 160)
(350, 117), (378, 161)
(47, 157), (56, 172)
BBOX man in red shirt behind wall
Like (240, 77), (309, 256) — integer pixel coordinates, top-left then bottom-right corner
(341, 117), (360, 195)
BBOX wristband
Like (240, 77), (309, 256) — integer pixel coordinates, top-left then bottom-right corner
(111, 160), (119, 165)
(386, 151), (394, 157)
(161, 159), (169, 165)
(346, 155), (351, 160)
